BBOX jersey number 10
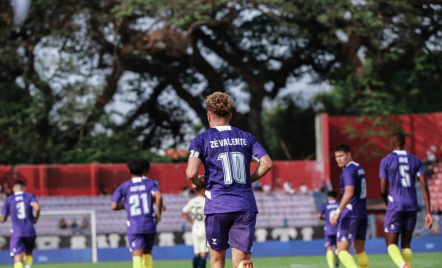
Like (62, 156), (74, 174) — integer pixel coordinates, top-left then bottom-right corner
(218, 152), (247, 185)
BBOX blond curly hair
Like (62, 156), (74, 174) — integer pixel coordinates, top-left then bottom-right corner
(205, 92), (234, 117)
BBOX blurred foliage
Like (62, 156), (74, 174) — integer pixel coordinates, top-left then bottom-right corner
(0, 0), (441, 164)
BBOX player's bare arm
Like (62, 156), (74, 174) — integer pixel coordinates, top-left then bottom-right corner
(0, 214), (7, 223)
(182, 211), (194, 225)
(186, 157), (203, 187)
(331, 185), (354, 226)
(154, 191), (163, 223)
(418, 174), (433, 229)
(380, 178), (389, 206)
(110, 202), (124, 211)
(250, 155), (273, 183)
(317, 213), (325, 220)
(32, 201), (41, 224)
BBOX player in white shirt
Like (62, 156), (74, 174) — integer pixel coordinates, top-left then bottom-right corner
(182, 186), (208, 268)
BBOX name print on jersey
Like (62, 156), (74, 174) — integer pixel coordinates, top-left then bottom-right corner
(210, 138), (248, 148)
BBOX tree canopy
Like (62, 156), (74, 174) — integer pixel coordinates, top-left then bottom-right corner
(0, 0), (441, 164)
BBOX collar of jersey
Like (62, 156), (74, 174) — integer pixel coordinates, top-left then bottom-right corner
(212, 126), (231, 131)
(393, 150), (407, 155)
(131, 177), (143, 183)
(346, 161), (359, 167)
(14, 191), (24, 195)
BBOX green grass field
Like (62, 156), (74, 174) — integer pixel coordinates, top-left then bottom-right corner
(1, 253), (441, 268)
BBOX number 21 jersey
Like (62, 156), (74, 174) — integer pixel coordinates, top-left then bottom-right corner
(189, 126), (268, 215)
(379, 150), (424, 211)
(112, 177), (160, 234)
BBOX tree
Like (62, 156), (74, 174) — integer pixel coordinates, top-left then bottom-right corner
(0, 0), (441, 164)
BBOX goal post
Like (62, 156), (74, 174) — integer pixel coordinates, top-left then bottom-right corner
(40, 210), (98, 263)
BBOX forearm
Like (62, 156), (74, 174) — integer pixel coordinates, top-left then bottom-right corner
(250, 155), (272, 183)
(111, 202), (124, 211)
(0, 215), (6, 223)
(34, 210), (40, 222)
(419, 176), (432, 214)
(338, 191), (353, 212)
(182, 213), (193, 225)
(155, 193), (163, 216)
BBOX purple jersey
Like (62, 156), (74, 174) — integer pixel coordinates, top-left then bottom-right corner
(339, 161), (367, 219)
(379, 150), (424, 211)
(112, 177), (160, 235)
(189, 126), (268, 215)
(1, 192), (38, 237)
(319, 200), (340, 235)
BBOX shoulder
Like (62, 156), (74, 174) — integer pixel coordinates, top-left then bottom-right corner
(5, 195), (13, 203)
(381, 153), (395, 164)
(144, 178), (160, 188)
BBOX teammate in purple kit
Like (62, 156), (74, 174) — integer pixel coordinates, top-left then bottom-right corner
(186, 92), (273, 268)
(318, 191), (340, 268)
(0, 180), (40, 268)
(330, 144), (369, 268)
(111, 159), (163, 268)
(380, 132), (433, 268)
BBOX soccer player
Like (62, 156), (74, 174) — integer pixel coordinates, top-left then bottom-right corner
(379, 132), (433, 268)
(331, 144), (369, 268)
(0, 180), (40, 268)
(182, 185), (208, 268)
(111, 159), (163, 268)
(186, 92), (273, 268)
(141, 159), (167, 212)
(318, 191), (340, 268)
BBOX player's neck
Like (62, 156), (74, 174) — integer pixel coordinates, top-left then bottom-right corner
(209, 121), (230, 127)
(394, 147), (405, 151)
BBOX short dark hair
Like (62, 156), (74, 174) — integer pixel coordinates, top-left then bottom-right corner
(143, 159), (151, 174)
(13, 180), (25, 188)
(327, 191), (337, 198)
(127, 158), (145, 176)
(392, 132), (406, 147)
(335, 143), (351, 153)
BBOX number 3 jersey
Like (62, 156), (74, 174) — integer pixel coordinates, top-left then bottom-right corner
(189, 126), (268, 215)
(112, 177), (160, 234)
(182, 196), (206, 236)
(379, 150), (424, 212)
(339, 161), (367, 219)
(1, 192), (38, 237)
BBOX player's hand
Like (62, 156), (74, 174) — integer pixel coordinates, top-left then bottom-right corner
(162, 206), (167, 212)
(155, 213), (161, 223)
(425, 213), (433, 230)
(192, 175), (205, 189)
(331, 213), (339, 226)
(33, 218), (38, 224)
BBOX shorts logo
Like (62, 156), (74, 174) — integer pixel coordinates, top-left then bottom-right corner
(341, 236), (347, 242)
(132, 242), (136, 247)
(348, 234), (352, 239)
(390, 224), (395, 230)
(385, 228), (389, 233)
(212, 238), (217, 245)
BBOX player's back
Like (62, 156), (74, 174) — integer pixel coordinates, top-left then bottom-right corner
(113, 177), (159, 234)
(380, 150), (423, 211)
(183, 196), (206, 235)
(189, 126), (267, 215)
(320, 201), (340, 235)
(339, 161), (367, 219)
(4, 192), (37, 237)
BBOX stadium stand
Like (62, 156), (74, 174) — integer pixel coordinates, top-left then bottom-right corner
(429, 166), (442, 212)
(0, 192), (320, 236)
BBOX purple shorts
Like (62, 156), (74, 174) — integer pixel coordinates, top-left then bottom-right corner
(10, 236), (36, 257)
(384, 210), (417, 234)
(127, 233), (156, 252)
(205, 212), (256, 254)
(324, 234), (337, 248)
(337, 218), (367, 243)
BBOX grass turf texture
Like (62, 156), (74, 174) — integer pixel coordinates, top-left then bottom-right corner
(1, 253), (441, 268)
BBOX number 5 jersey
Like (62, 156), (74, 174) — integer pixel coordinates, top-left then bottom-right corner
(112, 177), (160, 234)
(188, 126), (268, 215)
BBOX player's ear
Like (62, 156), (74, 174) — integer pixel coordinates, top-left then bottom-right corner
(207, 112), (211, 122)
(228, 113), (232, 122)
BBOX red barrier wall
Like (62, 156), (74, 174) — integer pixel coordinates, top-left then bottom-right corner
(0, 161), (324, 196)
(326, 113), (442, 199)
